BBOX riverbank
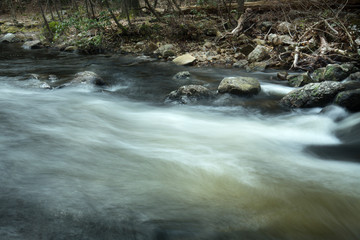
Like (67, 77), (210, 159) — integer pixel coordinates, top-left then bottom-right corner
(1, 3), (360, 112)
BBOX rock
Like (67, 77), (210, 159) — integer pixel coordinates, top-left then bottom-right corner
(39, 82), (52, 89)
(355, 37), (360, 46)
(287, 72), (313, 87)
(233, 59), (248, 68)
(22, 40), (41, 49)
(203, 41), (212, 49)
(238, 44), (255, 55)
(166, 85), (213, 104)
(247, 45), (269, 63)
(260, 21), (273, 31)
(277, 21), (294, 33)
(267, 34), (293, 45)
(246, 61), (270, 72)
(335, 89), (360, 112)
(218, 77), (261, 96)
(252, 39), (266, 45)
(350, 72), (360, 80)
(311, 63), (358, 82)
(173, 71), (191, 80)
(280, 81), (345, 108)
(72, 71), (107, 86)
(0, 33), (18, 43)
(143, 42), (158, 55)
(154, 44), (174, 57)
(64, 46), (78, 52)
(277, 71), (288, 80)
(173, 53), (196, 66)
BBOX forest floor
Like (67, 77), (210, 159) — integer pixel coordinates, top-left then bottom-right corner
(1, 1), (360, 72)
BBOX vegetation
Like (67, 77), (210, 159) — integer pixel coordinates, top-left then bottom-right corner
(1, 0), (359, 69)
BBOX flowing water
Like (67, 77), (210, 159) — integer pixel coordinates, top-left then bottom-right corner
(1, 43), (360, 240)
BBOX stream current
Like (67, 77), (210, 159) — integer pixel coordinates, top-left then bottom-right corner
(1, 43), (360, 240)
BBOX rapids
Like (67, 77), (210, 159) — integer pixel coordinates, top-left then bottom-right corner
(1, 43), (360, 240)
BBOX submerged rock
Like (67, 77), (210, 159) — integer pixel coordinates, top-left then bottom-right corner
(218, 77), (261, 96)
(166, 85), (213, 104)
(173, 71), (191, 80)
(280, 81), (345, 108)
(71, 71), (107, 86)
(335, 89), (360, 112)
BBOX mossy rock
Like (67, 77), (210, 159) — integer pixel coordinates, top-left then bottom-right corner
(335, 89), (360, 112)
(287, 73), (313, 87)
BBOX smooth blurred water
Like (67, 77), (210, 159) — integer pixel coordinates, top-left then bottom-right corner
(1, 43), (360, 240)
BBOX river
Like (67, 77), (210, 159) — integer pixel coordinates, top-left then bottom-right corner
(1, 43), (360, 240)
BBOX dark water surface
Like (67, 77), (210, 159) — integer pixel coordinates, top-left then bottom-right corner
(1, 43), (360, 240)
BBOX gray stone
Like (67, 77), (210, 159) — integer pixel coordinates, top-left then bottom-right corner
(277, 21), (294, 33)
(22, 40), (41, 49)
(72, 71), (107, 86)
(335, 89), (360, 112)
(154, 44), (174, 57)
(246, 61), (269, 72)
(247, 45), (269, 63)
(173, 53), (196, 66)
(233, 60), (248, 68)
(311, 64), (358, 82)
(218, 77), (261, 96)
(173, 71), (191, 80)
(287, 72), (313, 87)
(277, 71), (288, 80)
(350, 72), (360, 80)
(0, 33), (18, 43)
(280, 81), (345, 108)
(166, 85), (213, 104)
(267, 34), (293, 45)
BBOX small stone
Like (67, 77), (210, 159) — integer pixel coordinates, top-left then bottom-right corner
(173, 71), (191, 80)
(218, 76), (261, 96)
(22, 40), (41, 49)
(247, 45), (269, 63)
(64, 46), (78, 52)
(233, 60), (248, 68)
(277, 71), (288, 80)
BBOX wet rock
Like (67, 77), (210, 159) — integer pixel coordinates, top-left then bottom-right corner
(233, 59), (248, 68)
(22, 40), (41, 49)
(173, 53), (196, 66)
(39, 82), (52, 89)
(0, 33), (18, 43)
(71, 71), (107, 86)
(350, 72), (360, 80)
(247, 45), (269, 63)
(280, 81), (345, 108)
(335, 89), (360, 112)
(218, 77), (261, 96)
(173, 71), (191, 80)
(277, 71), (288, 80)
(166, 85), (213, 104)
(287, 72), (313, 87)
(311, 63), (358, 82)
(277, 21), (294, 33)
(320, 105), (349, 122)
(246, 61), (269, 72)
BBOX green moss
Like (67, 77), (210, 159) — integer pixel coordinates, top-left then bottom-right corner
(0, 25), (19, 33)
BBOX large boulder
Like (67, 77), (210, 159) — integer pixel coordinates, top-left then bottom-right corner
(335, 89), (360, 112)
(280, 81), (345, 108)
(247, 45), (269, 63)
(218, 77), (261, 96)
(173, 53), (196, 66)
(311, 63), (358, 82)
(71, 71), (107, 86)
(166, 85), (213, 104)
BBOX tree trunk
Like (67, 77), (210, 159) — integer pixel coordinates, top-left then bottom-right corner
(39, 0), (53, 41)
(103, 0), (128, 33)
